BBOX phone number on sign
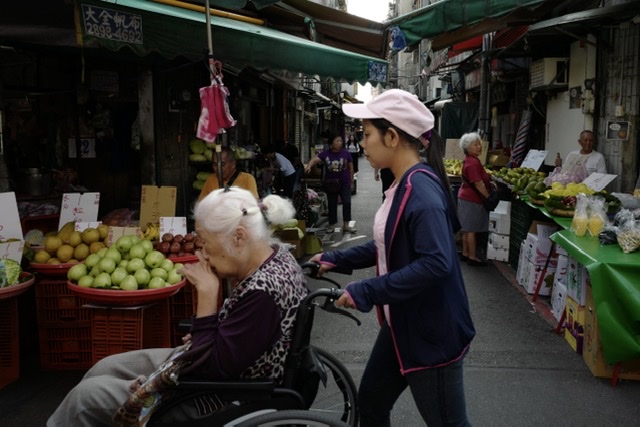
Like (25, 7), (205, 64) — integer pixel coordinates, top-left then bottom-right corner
(85, 23), (142, 44)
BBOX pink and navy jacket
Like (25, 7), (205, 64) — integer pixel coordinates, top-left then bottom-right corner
(320, 163), (475, 373)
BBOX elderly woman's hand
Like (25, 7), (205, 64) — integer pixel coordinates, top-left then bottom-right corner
(178, 251), (220, 299)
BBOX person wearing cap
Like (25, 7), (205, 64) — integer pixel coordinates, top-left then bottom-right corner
(304, 133), (356, 233)
(458, 132), (491, 267)
(310, 89), (475, 426)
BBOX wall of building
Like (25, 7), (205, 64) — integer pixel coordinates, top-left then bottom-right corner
(598, 23), (640, 192)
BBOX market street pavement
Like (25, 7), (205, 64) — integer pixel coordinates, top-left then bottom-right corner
(2, 159), (640, 426)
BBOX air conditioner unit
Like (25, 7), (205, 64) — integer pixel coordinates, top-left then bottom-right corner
(529, 58), (568, 89)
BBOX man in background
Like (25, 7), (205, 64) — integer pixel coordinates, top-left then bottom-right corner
(555, 130), (607, 176)
(198, 146), (258, 201)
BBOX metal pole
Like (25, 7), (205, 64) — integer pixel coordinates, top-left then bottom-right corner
(204, 0), (224, 188)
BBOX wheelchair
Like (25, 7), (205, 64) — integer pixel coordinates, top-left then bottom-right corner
(146, 262), (361, 427)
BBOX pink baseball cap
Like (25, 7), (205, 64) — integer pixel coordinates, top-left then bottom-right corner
(342, 89), (434, 139)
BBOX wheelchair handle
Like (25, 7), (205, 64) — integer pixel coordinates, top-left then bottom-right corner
(300, 261), (353, 276)
(304, 288), (361, 326)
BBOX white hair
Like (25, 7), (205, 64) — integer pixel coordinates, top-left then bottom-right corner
(459, 132), (481, 153)
(194, 187), (296, 243)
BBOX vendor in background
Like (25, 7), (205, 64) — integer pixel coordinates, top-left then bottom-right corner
(304, 134), (356, 233)
(458, 132), (490, 267)
(554, 130), (607, 175)
(346, 135), (361, 174)
(263, 145), (297, 199)
(277, 139), (303, 193)
(198, 147), (258, 201)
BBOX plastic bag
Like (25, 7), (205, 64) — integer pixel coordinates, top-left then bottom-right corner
(587, 196), (607, 237)
(543, 163), (588, 187)
(614, 209), (640, 253)
(570, 194), (589, 236)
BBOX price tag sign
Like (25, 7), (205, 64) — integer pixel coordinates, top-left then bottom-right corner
(75, 221), (102, 232)
(159, 217), (188, 238)
(520, 150), (548, 170)
(0, 240), (24, 264)
(106, 226), (141, 248)
(581, 173), (618, 192)
(0, 192), (23, 241)
(59, 193), (100, 229)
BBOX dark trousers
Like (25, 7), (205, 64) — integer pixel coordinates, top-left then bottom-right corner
(282, 173), (296, 199)
(326, 182), (351, 226)
(358, 322), (471, 427)
(351, 153), (359, 173)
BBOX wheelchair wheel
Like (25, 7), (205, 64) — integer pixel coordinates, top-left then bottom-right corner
(233, 409), (349, 426)
(310, 348), (359, 427)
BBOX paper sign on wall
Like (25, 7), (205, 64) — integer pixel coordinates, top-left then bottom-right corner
(445, 139), (464, 161)
(0, 240), (25, 264)
(520, 150), (548, 170)
(0, 192), (24, 241)
(75, 221), (102, 232)
(445, 139), (489, 164)
(159, 217), (187, 238)
(59, 193), (100, 230)
(139, 186), (177, 231)
(581, 173), (618, 192)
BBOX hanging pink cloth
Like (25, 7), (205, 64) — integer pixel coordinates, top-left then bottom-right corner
(196, 64), (236, 143)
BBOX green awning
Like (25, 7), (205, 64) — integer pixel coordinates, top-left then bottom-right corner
(77, 0), (388, 84)
(388, 0), (547, 48)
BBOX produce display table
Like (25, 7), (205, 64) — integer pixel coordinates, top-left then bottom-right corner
(550, 230), (640, 366)
(515, 196), (640, 366)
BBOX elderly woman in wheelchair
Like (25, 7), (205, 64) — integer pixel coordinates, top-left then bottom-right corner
(47, 188), (310, 426)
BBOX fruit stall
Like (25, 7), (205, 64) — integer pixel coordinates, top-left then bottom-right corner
(499, 168), (640, 381)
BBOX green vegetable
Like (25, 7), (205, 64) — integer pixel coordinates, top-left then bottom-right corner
(189, 154), (208, 162)
(189, 139), (206, 154)
(196, 172), (212, 182)
(0, 259), (22, 288)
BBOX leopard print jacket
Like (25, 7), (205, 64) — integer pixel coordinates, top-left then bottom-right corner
(218, 244), (307, 382)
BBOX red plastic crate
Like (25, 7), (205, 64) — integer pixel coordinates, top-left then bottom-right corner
(169, 285), (196, 347)
(21, 214), (60, 236)
(35, 279), (90, 323)
(38, 321), (93, 371)
(0, 299), (20, 388)
(91, 300), (170, 364)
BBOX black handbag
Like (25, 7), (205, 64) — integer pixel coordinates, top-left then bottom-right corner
(461, 170), (500, 212)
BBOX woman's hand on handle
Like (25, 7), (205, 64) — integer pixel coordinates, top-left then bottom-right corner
(336, 292), (355, 309)
(308, 253), (333, 277)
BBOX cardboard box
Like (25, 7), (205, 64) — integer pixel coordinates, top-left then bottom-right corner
(488, 232), (509, 249)
(517, 257), (556, 296)
(555, 254), (569, 285)
(106, 226), (142, 248)
(486, 245), (508, 262)
(563, 296), (585, 354)
(274, 220), (305, 259)
(139, 186), (177, 231)
(489, 202), (511, 235)
(550, 278), (567, 322)
(583, 286), (640, 380)
(522, 221), (559, 266)
(488, 151), (510, 168)
(566, 256), (588, 306)
(445, 138), (488, 164)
